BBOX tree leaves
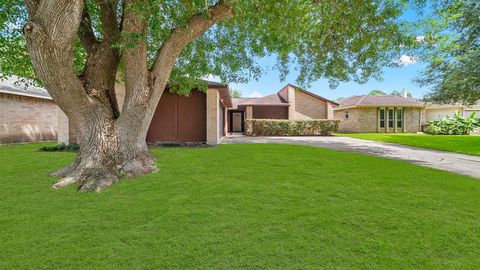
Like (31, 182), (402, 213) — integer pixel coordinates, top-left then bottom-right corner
(1, 0), (416, 90)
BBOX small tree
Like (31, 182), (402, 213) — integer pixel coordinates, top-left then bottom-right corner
(1, 0), (414, 191)
(390, 90), (412, 97)
(368, 89), (387, 96)
(229, 88), (242, 98)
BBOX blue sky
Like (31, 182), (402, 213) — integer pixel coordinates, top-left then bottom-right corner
(230, 7), (430, 100)
(230, 56), (429, 100)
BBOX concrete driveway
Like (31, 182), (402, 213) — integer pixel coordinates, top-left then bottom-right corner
(222, 136), (480, 179)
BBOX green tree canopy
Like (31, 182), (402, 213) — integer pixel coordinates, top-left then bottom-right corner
(1, 0), (416, 92)
(229, 88), (242, 98)
(390, 89), (412, 97)
(416, 0), (480, 105)
(368, 89), (387, 95)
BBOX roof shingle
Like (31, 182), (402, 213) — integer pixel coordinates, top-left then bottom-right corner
(336, 95), (424, 109)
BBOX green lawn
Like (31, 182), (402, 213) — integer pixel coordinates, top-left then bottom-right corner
(337, 133), (480, 156)
(1, 143), (480, 269)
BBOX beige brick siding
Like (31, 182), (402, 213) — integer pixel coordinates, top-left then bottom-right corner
(287, 85), (296, 119)
(335, 106), (423, 133)
(0, 93), (58, 144)
(206, 88), (220, 145)
(293, 90), (327, 119)
(404, 107), (423, 132)
(335, 108), (377, 132)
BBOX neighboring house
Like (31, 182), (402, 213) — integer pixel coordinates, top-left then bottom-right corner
(334, 95), (425, 133)
(228, 84), (338, 133)
(425, 102), (480, 122)
(58, 80), (231, 145)
(0, 76), (58, 144)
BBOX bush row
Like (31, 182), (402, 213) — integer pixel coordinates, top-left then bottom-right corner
(424, 112), (480, 135)
(245, 119), (339, 136)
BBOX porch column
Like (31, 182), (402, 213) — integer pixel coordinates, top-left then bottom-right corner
(206, 88), (219, 145)
(246, 105), (253, 119)
(287, 85), (296, 119)
(57, 110), (77, 145)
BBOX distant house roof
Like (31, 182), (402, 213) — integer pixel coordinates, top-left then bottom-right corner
(231, 83), (337, 109)
(336, 95), (424, 109)
(0, 75), (51, 100)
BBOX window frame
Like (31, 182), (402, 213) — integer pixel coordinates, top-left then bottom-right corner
(345, 110), (349, 119)
(379, 108), (385, 128)
(396, 108), (403, 129)
(388, 108), (394, 128)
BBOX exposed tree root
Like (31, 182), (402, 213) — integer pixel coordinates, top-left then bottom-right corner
(50, 152), (157, 192)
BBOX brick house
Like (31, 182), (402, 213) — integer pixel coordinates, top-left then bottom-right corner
(334, 95), (425, 133)
(59, 81), (231, 145)
(228, 84), (338, 132)
(0, 76), (58, 144)
(59, 82), (336, 145)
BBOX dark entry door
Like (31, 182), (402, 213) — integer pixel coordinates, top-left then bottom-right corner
(232, 112), (243, 132)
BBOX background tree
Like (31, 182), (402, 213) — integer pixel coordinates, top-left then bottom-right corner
(368, 89), (387, 96)
(416, 0), (480, 105)
(229, 88), (242, 98)
(390, 89), (412, 97)
(1, 0), (415, 191)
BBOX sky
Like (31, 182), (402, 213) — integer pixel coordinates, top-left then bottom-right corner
(229, 7), (430, 101)
(229, 56), (428, 101)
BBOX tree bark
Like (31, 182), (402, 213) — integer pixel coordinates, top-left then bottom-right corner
(23, 0), (232, 192)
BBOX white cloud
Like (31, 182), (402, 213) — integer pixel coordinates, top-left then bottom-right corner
(246, 91), (263, 98)
(415, 35), (425, 43)
(395, 55), (419, 66)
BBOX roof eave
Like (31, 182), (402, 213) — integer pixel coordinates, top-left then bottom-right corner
(0, 89), (52, 100)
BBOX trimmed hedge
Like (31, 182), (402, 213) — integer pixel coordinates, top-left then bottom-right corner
(245, 119), (339, 136)
(39, 144), (80, 152)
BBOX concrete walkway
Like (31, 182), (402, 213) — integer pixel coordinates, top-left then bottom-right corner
(222, 136), (480, 179)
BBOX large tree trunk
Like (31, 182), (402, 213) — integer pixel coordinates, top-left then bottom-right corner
(51, 117), (156, 192)
(23, 0), (232, 191)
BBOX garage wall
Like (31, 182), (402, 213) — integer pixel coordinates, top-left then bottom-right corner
(425, 107), (463, 122)
(147, 90), (206, 143)
(1, 93), (58, 144)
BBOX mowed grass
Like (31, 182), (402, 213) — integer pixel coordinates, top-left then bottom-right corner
(1, 143), (480, 269)
(338, 132), (480, 156)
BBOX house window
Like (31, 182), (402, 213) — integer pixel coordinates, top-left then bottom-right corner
(379, 108), (385, 128)
(345, 111), (349, 119)
(396, 108), (403, 128)
(388, 109), (394, 128)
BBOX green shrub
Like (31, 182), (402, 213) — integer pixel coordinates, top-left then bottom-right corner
(245, 119), (339, 136)
(39, 144), (80, 152)
(424, 112), (480, 135)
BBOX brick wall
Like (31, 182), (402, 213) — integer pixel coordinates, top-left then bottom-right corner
(0, 93), (58, 144)
(404, 107), (423, 133)
(293, 90), (327, 119)
(334, 108), (377, 132)
(335, 107), (423, 133)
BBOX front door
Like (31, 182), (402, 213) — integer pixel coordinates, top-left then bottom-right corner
(232, 112), (243, 132)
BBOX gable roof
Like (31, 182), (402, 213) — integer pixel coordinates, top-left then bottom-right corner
(0, 75), (51, 100)
(336, 95), (424, 109)
(231, 83), (337, 109)
(287, 84), (339, 106)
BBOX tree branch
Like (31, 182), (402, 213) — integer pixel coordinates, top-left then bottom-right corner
(79, 8), (99, 51)
(24, 0), (41, 18)
(96, 0), (121, 43)
(150, 0), (233, 78)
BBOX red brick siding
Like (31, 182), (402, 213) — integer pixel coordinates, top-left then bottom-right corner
(147, 90), (207, 143)
(253, 106), (288, 119)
